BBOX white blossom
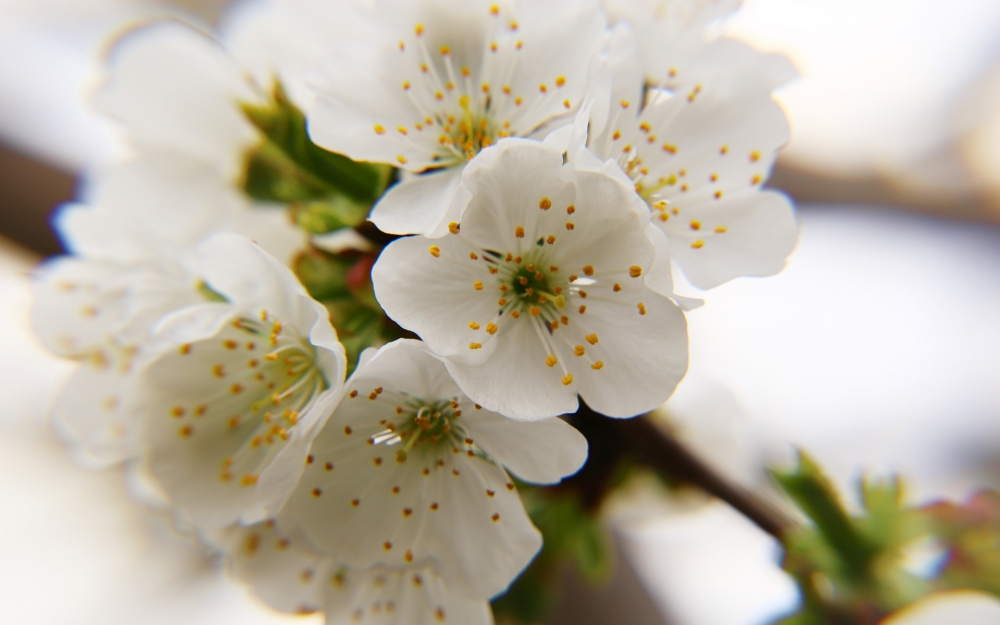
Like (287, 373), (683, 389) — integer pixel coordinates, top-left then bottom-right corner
(217, 520), (493, 624)
(372, 139), (688, 420)
(286, 339), (588, 599)
(573, 26), (798, 289)
(306, 0), (607, 237)
(600, 0), (795, 92)
(134, 234), (346, 529)
(97, 21), (306, 263)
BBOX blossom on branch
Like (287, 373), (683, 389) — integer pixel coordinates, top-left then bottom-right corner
(574, 26), (798, 289)
(372, 139), (688, 420)
(306, 0), (607, 236)
(134, 234), (346, 529)
(286, 339), (587, 599)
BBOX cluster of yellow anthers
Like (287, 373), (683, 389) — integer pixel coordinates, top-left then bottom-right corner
(171, 310), (328, 486)
(372, 8), (576, 169)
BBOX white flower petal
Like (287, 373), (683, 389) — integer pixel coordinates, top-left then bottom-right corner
(372, 234), (502, 366)
(644, 223), (675, 297)
(219, 520), (494, 624)
(443, 317), (580, 420)
(51, 360), (139, 467)
(569, 289), (688, 418)
(370, 168), (467, 237)
(32, 257), (132, 357)
(97, 22), (259, 176)
(217, 521), (332, 615)
(667, 190), (798, 289)
(466, 413), (586, 484)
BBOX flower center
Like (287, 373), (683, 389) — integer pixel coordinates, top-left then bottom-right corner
(214, 314), (329, 484)
(370, 397), (469, 463)
(495, 248), (567, 318)
(442, 95), (498, 163)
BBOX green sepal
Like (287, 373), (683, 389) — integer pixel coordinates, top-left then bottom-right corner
(196, 280), (228, 303)
(292, 198), (370, 234)
(240, 82), (391, 205)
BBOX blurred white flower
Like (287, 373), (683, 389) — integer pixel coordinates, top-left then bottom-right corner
(573, 26), (798, 289)
(372, 139), (687, 420)
(134, 234), (346, 530)
(31, 140), (308, 465)
(882, 591), (1000, 625)
(285, 339), (586, 599)
(217, 520), (493, 624)
(305, 0), (606, 237)
(601, 0), (794, 92)
(96, 21), (306, 262)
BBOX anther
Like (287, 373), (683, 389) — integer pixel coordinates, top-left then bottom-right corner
(629, 266), (642, 278)
(429, 245), (441, 258)
(561, 374), (573, 386)
(545, 355), (557, 367)
(448, 222), (460, 234)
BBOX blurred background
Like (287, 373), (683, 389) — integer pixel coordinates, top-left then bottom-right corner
(1, 1), (998, 623)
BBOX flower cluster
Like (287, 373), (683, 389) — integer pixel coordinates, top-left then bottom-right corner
(33, 0), (796, 621)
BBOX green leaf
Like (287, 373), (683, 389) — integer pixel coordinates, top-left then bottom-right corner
(240, 82), (391, 205)
(774, 452), (880, 582)
(293, 250), (352, 302)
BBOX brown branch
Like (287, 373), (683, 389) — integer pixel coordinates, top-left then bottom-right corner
(564, 405), (794, 541)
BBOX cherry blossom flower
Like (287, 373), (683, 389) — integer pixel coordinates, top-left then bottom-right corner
(306, 0), (606, 236)
(372, 139), (688, 420)
(134, 234), (346, 529)
(286, 339), (588, 599)
(217, 520), (493, 624)
(600, 0), (795, 91)
(97, 21), (306, 262)
(573, 27), (798, 289)
(31, 146), (307, 465)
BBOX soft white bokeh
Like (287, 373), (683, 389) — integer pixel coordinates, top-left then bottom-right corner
(727, 0), (1000, 174)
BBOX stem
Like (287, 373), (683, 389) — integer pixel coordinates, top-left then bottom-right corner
(564, 404), (794, 540)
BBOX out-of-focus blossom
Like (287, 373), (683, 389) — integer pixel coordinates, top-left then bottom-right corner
(134, 234), (346, 529)
(217, 520), (494, 624)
